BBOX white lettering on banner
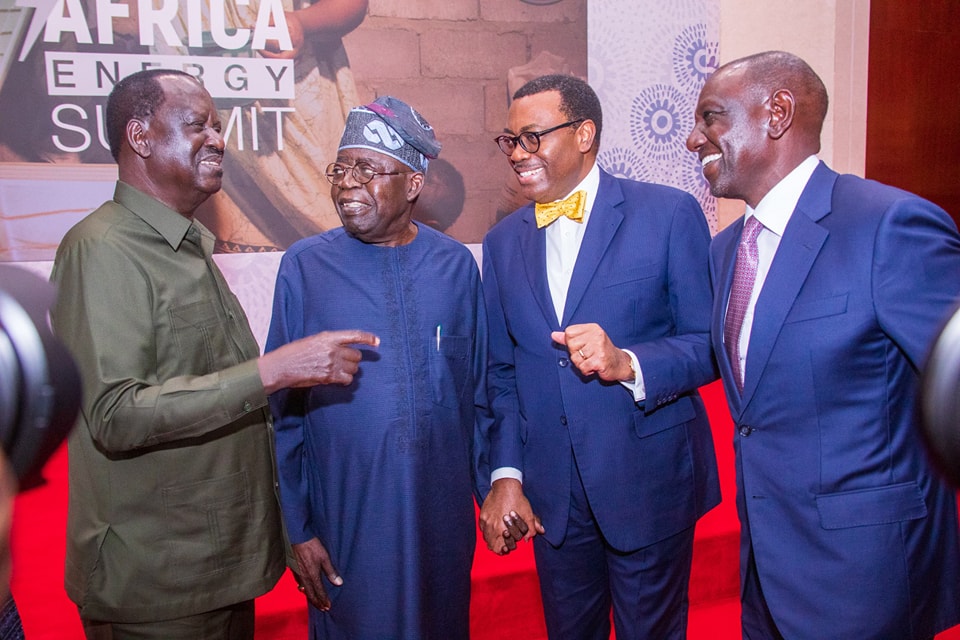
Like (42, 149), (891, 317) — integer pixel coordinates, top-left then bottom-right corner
(51, 103), (91, 152)
(50, 102), (294, 153)
(44, 52), (294, 99)
(221, 105), (291, 151)
(19, 0), (291, 61)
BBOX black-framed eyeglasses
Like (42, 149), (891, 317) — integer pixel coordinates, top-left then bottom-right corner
(494, 119), (585, 155)
(325, 162), (410, 185)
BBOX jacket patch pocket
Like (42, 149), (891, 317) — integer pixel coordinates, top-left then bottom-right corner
(169, 299), (229, 374)
(816, 481), (927, 529)
(161, 471), (252, 578)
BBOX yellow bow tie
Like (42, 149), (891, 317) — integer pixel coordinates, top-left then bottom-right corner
(535, 190), (586, 228)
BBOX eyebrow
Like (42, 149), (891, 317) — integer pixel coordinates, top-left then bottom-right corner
(502, 123), (545, 134)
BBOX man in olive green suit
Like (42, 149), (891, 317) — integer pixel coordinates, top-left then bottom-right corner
(50, 69), (378, 640)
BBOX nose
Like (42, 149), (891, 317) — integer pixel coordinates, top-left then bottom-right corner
(509, 142), (531, 163)
(685, 122), (704, 153)
(207, 127), (225, 151)
(337, 166), (363, 189)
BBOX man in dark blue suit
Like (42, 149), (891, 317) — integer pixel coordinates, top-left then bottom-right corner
(687, 50), (960, 639)
(478, 74), (720, 639)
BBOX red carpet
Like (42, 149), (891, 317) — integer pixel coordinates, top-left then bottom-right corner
(9, 381), (960, 638)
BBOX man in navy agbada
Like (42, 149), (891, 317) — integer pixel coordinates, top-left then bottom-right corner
(687, 50), (960, 638)
(266, 96), (486, 639)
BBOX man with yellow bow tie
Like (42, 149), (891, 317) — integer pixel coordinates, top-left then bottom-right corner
(476, 74), (720, 640)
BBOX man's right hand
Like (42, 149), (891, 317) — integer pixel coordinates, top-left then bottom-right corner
(292, 537), (342, 612)
(478, 478), (544, 555)
(259, 329), (380, 394)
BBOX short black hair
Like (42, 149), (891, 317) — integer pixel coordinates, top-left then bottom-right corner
(513, 74), (603, 147)
(105, 68), (195, 161)
(733, 51), (829, 137)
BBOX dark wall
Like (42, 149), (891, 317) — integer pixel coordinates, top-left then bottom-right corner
(866, 0), (960, 225)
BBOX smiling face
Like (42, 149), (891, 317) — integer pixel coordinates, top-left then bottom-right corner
(503, 90), (594, 204)
(143, 75), (224, 214)
(331, 147), (423, 246)
(686, 65), (774, 208)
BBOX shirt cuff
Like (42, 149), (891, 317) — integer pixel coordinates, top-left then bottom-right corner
(491, 467), (523, 484)
(618, 348), (646, 403)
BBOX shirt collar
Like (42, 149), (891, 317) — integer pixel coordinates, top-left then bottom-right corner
(114, 181), (196, 250)
(746, 155), (819, 236)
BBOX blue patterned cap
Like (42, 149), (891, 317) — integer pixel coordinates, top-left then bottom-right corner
(338, 96), (441, 172)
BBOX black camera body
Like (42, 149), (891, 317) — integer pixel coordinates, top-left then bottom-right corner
(0, 265), (80, 485)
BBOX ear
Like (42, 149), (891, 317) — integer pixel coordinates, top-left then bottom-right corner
(126, 119), (151, 159)
(406, 171), (425, 202)
(767, 89), (795, 140)
(576, 119), (597, 153)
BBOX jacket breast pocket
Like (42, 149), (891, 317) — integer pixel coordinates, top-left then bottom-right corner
(784, 294), (848, 324)
(169, 299), (230, 374)
(429, 335), (471, 409)
(602, 263), (660, 289)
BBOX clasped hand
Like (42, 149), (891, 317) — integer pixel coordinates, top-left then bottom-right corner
(478, 478), (545, 555)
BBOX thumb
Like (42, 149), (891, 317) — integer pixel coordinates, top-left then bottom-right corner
(551, 331), (567, 345)
(320, 557), (343, 586)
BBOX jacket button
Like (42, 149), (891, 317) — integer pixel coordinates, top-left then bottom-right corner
(739, 425), (754, 437)
(243, 401), (253, 412)
(559, 358), (569, 367)
(560, 415), (568, 425)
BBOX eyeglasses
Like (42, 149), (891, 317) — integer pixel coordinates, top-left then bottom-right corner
(494, 119), (585, 155)
(325, 162), (410, 185)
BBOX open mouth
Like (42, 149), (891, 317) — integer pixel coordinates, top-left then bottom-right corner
(337, 199), (370, 215)
(700, 153), (721, 168)
(514, 165), (544, 183)
(199, 156), (223, 170)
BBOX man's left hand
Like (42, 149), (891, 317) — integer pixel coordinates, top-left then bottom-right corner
(552, 323), (634, 382)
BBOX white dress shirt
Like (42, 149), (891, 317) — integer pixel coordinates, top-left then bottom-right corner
(730, 155), (819, 386)
(491, 163), (646, 484)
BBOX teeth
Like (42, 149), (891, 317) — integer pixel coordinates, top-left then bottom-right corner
(517, 167), (542, 179)
(701, 153), (721, 168)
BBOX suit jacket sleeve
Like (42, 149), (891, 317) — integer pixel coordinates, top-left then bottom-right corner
(480, 235), (525, 481)
(628, 192), (718, 411)
(872, 194), (960, 368)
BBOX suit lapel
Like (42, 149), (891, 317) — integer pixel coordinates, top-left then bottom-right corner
(740, 163), (837, 405)
(714, 220), (745, 414)
(517, 206), (560, 330)
(562, 171), (624, 326)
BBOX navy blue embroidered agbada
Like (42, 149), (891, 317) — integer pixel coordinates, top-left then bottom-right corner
(267, 223), (486, 639)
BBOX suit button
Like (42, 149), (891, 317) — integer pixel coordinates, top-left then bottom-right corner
(560, 415), (568, 425)
(243, 401), (253, 412)
(559, 358), (569, 367)
(739, 425), (754, 437)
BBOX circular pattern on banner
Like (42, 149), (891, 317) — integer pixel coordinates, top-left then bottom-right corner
(588, 33), (656, 99)
(672, 23), (719, 93)
(597, 147), (654, 183)
(629, 84), (693, 163)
